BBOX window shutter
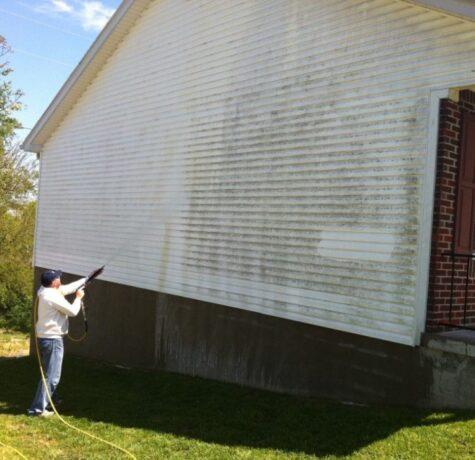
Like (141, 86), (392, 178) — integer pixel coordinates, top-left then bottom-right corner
(455, 112), (475, 253)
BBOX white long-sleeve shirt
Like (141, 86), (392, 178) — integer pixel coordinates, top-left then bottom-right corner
(35, 278), (87, 339)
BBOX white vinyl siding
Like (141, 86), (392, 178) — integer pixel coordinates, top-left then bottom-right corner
(35, 0), (475, 345)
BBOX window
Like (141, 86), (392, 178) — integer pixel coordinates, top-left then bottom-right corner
(455, 112), (475, 253)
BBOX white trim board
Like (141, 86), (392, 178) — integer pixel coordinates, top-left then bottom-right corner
(414, 89), (448, 345)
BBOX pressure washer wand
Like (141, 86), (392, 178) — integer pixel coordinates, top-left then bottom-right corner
(77, 265), (105, 292)
(75, 265), (105, 333)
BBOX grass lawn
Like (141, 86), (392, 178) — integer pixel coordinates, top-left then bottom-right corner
(0, 330), (474, 459)
(0, 329), (30, 358)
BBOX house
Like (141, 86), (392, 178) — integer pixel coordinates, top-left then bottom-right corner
(23, 0), (475, 408)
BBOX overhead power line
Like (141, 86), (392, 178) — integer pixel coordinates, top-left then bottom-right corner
(12, 47), (74, 68)
(0, 7), (90, 40)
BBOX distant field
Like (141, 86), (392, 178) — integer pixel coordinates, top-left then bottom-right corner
(0, 329), (474, 459)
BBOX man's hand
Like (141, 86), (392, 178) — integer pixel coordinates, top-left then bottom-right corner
(76, 289), (85, 300)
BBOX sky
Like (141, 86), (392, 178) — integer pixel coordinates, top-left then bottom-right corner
(0, 0), (122, 144)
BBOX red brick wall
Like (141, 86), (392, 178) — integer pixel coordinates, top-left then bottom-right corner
(427, 90), (475, 331)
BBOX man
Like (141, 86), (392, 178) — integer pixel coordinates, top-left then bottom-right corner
(28, 270), (86, 417)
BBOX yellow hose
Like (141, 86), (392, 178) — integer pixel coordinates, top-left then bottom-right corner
(0, 439), (28, 459)
(33, 296), (137, 459)
(67, 300), (88, 342)
(67, 328), (87, 342)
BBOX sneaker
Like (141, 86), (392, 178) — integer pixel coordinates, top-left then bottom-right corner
(27, 409), (54, 417)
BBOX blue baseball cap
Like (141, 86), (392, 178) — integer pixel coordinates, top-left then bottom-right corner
(41, 270), (63, 287)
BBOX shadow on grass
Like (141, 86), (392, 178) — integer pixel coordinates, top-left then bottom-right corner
(1, 355), (474, 457)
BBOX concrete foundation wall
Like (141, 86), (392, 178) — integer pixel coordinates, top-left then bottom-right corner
(34, 267), (475, 409)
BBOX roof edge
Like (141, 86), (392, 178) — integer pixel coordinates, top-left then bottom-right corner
(403, 0), (475, 21)
(21, 0), (151, 153)
(21, 0), (475, 153)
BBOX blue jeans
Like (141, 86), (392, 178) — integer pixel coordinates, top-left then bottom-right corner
(29, 338), (64, 414)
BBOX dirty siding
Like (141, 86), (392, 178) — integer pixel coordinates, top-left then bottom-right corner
(35, 0), (475, 346)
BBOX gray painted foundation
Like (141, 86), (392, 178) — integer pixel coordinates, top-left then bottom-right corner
(34, 267), (475, 409)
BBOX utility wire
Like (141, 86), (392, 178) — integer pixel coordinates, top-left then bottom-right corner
(11, 47), (74, 68)
(0, 7), (90, 41)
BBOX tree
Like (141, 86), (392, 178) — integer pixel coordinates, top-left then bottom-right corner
(0, 36), (23, 150)
(0, 36), (34, 214)
(0, 36), (37, 331)
(0, 201), (36, 330)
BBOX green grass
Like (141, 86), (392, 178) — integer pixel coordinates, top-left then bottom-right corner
(0, 328), (29, 357)
(0, 331), (474, 459)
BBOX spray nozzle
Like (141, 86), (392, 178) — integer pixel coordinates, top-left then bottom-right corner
(75, 265), (105, 293)
(85, 265), (105, 286)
